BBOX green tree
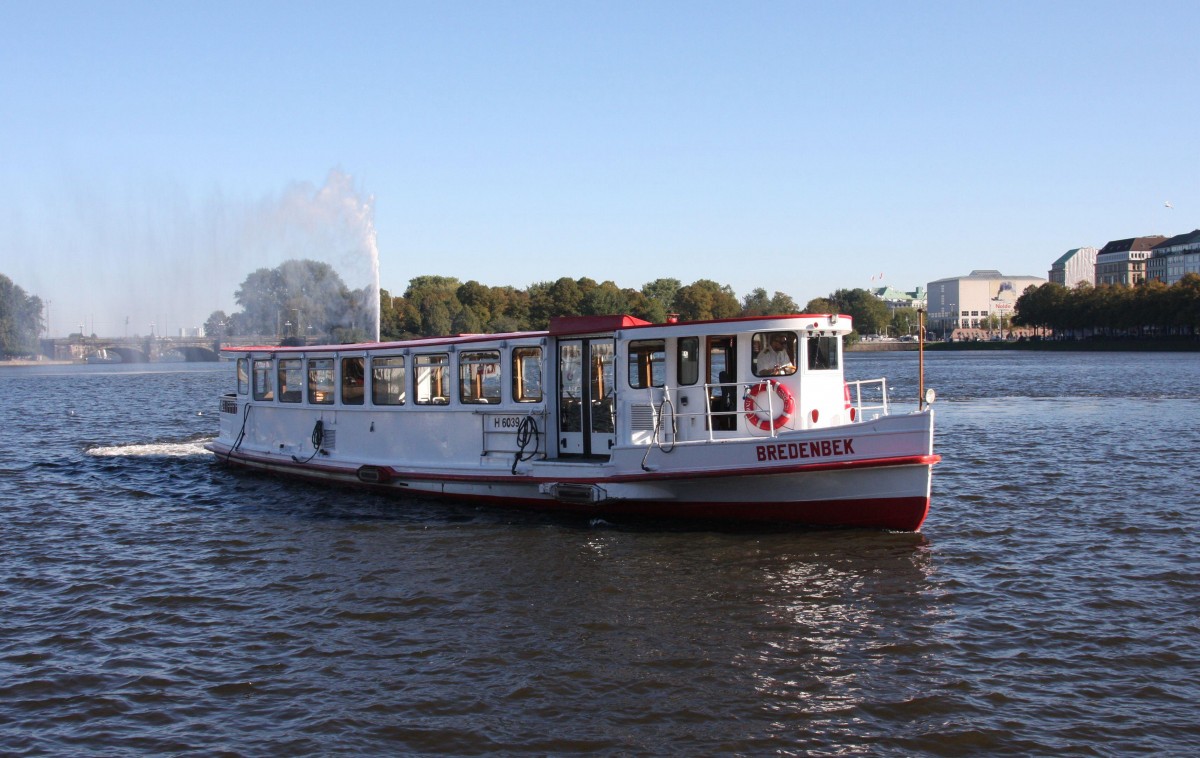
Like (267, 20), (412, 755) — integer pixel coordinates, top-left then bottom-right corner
(803, 296), (836, 313)
(204, 310), (232, 337)
(0, 274), (44, 357)
(741, 288), (799, 316)
(379, 289), (407, 340)
(825, 288), (890, 336)
(528, 277), (585, 328)
(233, 259), (354, 340)
(581, 280), (630, 316)
(674, 279), (741, 320)
(641, 278), (681, 319)
(890, 307), (918, 337)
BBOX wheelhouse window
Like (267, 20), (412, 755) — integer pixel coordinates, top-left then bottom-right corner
(807, 335), (839, 370)
(752, 331), (798, 377)
(252, 359), (274, 401)
(237, 358), (249, 395)
(341, 357), (365, 405)
(512, 346), (542, 403)
(278, 358), (303, 402)
(677, 337), (699, 386)
(372, 356), (406, 406)
(414, 354), (449, 405)
(628, 340), (665, 389)
(308, 358), (335, 404)
(459, 350), (500, 404)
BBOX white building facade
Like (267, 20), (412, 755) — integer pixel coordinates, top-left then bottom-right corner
(1048, 247), (1097, 287)
(926, 270), (1047, 337)
(1147, 229), (1200, 285)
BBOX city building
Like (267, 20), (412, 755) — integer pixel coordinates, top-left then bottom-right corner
(1095, 236), (1166, 286)
(1146, 229), (1200, 285)
(870, 285), (927, 312)
(926, 270), (1047, 337)
(1048, 247), (1097, 287)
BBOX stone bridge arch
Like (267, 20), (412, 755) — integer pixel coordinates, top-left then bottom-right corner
(176, 345), (220, 362)
(106, 346), (148, 363)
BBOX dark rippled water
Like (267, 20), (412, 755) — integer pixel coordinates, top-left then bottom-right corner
(1, 353), (1197, 756)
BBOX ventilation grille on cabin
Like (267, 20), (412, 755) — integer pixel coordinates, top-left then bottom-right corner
(630, 404), (656, 431)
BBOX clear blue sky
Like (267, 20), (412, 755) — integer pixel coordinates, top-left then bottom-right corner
(2, 1), (1196, 337)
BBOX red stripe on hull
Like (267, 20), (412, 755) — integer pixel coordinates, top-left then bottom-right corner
(445, 492), (931, 531)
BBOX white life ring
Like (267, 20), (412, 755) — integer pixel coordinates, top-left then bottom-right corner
(744, 380), (796, 431)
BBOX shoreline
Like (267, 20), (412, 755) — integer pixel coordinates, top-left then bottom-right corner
(0, 359), (76, 367)
(849, 339), (1200, 352)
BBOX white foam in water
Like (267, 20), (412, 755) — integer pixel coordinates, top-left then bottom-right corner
(88, 440), (214, 458)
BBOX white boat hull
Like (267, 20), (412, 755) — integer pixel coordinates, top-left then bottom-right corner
(207, 410), (936, 530)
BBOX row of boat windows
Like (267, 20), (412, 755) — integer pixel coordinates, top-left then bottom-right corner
(238, 347), (544, 407)
(235, 331), (839, 407)
(627, 333), (840, 389)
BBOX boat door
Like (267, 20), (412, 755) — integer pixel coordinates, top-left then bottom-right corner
(707, 335), (738, 431)
(557, 338), (616, 457)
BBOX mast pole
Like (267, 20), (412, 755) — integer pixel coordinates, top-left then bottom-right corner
(918, 307), (926, 410)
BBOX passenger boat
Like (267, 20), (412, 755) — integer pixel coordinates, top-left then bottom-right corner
(206, 314), (939, 530)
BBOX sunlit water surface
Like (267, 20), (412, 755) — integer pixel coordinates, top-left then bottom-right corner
(0, 353), (1196, 756)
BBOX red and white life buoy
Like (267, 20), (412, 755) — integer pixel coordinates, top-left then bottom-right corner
(844, 383), (857, 422)
(744, 380), (796, 431)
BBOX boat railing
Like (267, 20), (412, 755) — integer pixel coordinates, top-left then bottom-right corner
(846, 377), (889, 420)
(640, 376), (891, 446)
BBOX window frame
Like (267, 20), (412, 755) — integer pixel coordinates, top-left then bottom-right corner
(237, 358), (249, 395)
(371, 355), (407, 406)
(751, 331), (798, 378)
(307, 357), (335, 405)
(341, 356), (365, 406)
(677, 336), (699, 386)
(806, 335), (840, 371)
(277, 358), (303, 403)
(458, 350), (501, 405)
(511, 346), (543, 403)
(252, 358), (274, 401)
(627, 339), (666, 389)
(414, 353), (450, 405)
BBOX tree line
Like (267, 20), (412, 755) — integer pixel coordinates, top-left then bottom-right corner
(206, 260), (907, 343)
(0, 274), (44, 357)
(1013, 273), (1200, 338)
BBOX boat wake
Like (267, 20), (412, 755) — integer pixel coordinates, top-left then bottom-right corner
(87, 437), (215, 458)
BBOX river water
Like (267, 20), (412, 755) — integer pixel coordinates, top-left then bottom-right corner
(0, 352), (1196, 756)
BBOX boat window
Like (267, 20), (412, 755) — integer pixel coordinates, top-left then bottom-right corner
(252, 359), (274, 401)
(414, 354), (450, 405)
(677, 337), (699, 386)
(459, 350), (501, 404)
(512, 346), (542, 402)
(807, 335), (840, 371)
(308, 358), (335, 404)
(628, 339), (665, 389)
(752, 331), (798, 377)
(341, 357), (365, 405)
(278, 359), (303, 402)
(237, 358), (249, 395)
(708, 336), (737, 431)
(372, 356), (406, 405)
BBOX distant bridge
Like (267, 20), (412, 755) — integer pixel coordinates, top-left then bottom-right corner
(42, 335), (282, 363)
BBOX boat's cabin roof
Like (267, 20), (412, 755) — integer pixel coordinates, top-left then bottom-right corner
(219, 313), (854, 357)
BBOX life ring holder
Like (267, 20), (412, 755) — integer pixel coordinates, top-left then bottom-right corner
(744, 380), (796, 431)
